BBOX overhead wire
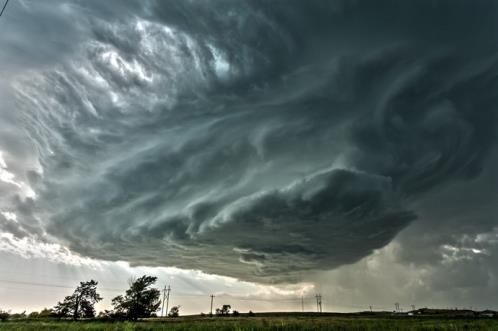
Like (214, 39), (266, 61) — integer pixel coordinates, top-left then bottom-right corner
(0, 278), (123, 293)
(0, 278), (314, 304)
(0, 278), (397, 311)
(0, 0), (9, 18)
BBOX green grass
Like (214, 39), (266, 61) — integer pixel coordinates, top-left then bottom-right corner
(1, 316), (498, 331)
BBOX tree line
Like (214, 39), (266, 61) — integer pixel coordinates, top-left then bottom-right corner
(0, 275), (249, 321)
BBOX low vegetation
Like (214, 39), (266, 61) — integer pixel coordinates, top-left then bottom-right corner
(1, 315), (498, 331)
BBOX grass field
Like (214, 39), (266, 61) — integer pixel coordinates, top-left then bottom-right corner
(1, 316), (498, 331)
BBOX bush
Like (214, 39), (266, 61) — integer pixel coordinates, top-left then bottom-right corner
(9, 311), (26, 320)
(28, 312), (39, 319)
(38, 308), (55, 318)
(168, 306), (180, 317)
(0, 310), (9, 322)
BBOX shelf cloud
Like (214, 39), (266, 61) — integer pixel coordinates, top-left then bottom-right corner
(2, 0), (498, 284)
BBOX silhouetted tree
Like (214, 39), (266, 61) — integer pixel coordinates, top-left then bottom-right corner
(38, 308), (55, 318)
(28, 311), (39, 319)
(111, 275), (161, 320)
(216, 305), (231, 316)
(28, 310), (55, 320)
(54, 280), (102, 320)
(97, 310), (116, 320)
(0, 310), (9, 321)
(9, 311), (26, 320)
(168, 305), (180, 317)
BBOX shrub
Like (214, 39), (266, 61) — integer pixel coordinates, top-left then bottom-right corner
(28, 311), (39, 319)
(0, 310), (9, 322)
(168, 306), (180, 317)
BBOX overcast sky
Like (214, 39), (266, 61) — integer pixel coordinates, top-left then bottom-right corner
(1, 0), (498, 314)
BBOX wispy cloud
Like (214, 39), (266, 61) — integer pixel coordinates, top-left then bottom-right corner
(0, 1), (497, 293)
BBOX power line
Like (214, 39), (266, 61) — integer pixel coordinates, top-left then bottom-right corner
(0, 278), (430, 313)
(0, 279), (329, 308)
(0, 279), (74, 290)
(0, 278), (313, 304)
(0, 278), (301, 302)
(0, 278), (306, 302)
(0, 0), (9, 18)
(0, 278), (123, 293)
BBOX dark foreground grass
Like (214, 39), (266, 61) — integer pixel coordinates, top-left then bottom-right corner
(1, 316), (498, 331)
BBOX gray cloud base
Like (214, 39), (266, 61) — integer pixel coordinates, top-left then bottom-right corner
(5, 0), (498, 283)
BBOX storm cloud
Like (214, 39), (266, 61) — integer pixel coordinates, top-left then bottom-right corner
(2, 0), (498, 283)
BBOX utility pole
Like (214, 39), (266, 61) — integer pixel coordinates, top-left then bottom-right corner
(210, 294), (215, 316)
(369, 305), (373, 312)
(161, 286), (166, 317)
(165, 285), (171, 317)
(161, 285), (171, 317)
(315, 294), (322, 313)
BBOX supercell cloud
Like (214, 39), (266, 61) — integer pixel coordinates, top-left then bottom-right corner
(2, 0), (498, 283)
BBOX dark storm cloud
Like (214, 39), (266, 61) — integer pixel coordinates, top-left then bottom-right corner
(0, 1), (83, 74)
(5, 0), (498, 282)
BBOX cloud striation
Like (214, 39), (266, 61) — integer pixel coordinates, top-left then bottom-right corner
(3, 0), (498, 283)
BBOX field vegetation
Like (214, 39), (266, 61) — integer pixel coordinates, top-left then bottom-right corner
(1, 315), (498, 331)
